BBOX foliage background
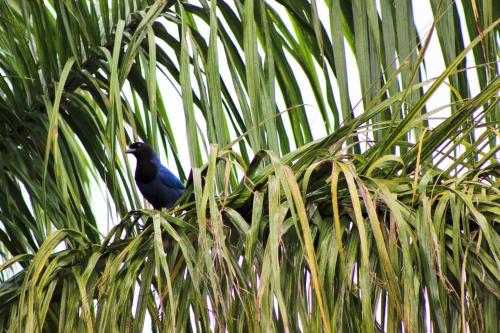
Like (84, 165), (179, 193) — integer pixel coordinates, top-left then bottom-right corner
(0, 0), (498, 332)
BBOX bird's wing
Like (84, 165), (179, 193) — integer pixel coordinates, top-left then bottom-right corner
(157, 165), (185, 190)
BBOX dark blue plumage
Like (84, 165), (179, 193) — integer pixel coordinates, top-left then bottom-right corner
(126, 142), (184, 209)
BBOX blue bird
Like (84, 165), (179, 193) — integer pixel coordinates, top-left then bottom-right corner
(126, 142), (184, 209)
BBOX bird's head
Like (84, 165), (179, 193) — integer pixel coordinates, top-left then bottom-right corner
(126, 142), (155, 160)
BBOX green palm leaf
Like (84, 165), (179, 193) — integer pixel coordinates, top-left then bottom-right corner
(0, 0), (498, 331)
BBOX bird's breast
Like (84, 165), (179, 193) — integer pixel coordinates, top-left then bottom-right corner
(135, 161), (157, 183)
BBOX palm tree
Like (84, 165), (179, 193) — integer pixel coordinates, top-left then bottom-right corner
(0, 0), (498, 331)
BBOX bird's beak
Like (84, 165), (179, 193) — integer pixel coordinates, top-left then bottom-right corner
(126, 147), (135, 154)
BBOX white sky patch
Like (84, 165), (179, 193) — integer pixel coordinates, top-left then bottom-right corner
(413, 0), (450, 130)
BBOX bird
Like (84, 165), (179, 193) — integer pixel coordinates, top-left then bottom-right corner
(126, 142), (184, 209)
